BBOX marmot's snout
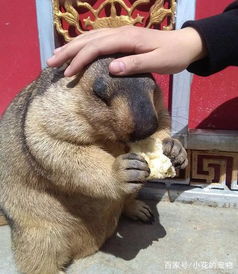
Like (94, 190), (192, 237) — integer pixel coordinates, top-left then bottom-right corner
(129, 93), (159, 141)
(130, 114), (158, 141)
(81, 56), (159, 142)
(121, 77), (159, 142)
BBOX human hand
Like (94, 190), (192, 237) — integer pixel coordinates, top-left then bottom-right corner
(47, 26), (207, 76)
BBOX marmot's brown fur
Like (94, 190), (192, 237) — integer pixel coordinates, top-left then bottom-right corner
(0, 57), (187, 274)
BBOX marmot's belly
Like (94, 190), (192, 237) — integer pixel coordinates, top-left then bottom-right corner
(70, 199), (124, 257)
(84, 199), (124, 239)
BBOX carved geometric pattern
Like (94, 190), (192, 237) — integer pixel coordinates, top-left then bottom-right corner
(53, 0), (176, 42)
(174, 150), (238, 190)
(190, 150), (238, 190)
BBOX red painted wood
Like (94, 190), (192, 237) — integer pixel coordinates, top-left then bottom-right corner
(153, 74), (171, 110)
(189, 0), (238, 130)
(0, 0), (41, 115)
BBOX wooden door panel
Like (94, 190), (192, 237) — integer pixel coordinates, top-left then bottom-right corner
(189, 0), (238, 130)
(0, 0), (41, 115)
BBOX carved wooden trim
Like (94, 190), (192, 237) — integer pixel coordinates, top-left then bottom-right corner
(53, 0), (176, 42)
(190, 150), (238, 190)
(175, 149), (238, 191)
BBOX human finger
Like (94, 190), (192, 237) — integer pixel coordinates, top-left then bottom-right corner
(108, 50), (166, 75)
(64, 33), (142, 76)
(47, 28), (116, 67)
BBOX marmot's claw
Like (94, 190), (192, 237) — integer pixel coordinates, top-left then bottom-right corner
(113, 153), (150, 182)
(162, 138), (188, 169)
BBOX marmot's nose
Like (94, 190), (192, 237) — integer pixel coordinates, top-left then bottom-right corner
(130, 114), (158, 141)
(125, 83), (158, 141)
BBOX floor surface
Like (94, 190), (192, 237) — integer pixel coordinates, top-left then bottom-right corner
(0, 201), (237, 274)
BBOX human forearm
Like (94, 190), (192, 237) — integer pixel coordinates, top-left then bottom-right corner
(183, 1), (238, 76)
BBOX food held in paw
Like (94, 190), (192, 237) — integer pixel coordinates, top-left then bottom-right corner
(129, 137), (176, 179)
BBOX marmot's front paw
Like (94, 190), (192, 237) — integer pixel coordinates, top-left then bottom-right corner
(162, 138), (188, 169)
(113, 153), (150, 182)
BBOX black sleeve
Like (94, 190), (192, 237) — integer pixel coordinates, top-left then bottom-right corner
(182, 1), (238, 76)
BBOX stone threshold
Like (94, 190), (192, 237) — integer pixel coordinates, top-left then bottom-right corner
(140, 182), (238, 208)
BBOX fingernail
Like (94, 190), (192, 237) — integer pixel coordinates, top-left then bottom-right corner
(64, 66), (71, 76)
(110, 61), (126, 74)
(47, 55), (56, 62)
(54, 47), (62, 53)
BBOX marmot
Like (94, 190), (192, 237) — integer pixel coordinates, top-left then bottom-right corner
(0, 56), (187, 274)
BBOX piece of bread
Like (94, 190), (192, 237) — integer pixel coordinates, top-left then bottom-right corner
(129, 137), (176, 179)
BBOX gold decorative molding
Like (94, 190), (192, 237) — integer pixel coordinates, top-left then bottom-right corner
(53, 0), (176, 42)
